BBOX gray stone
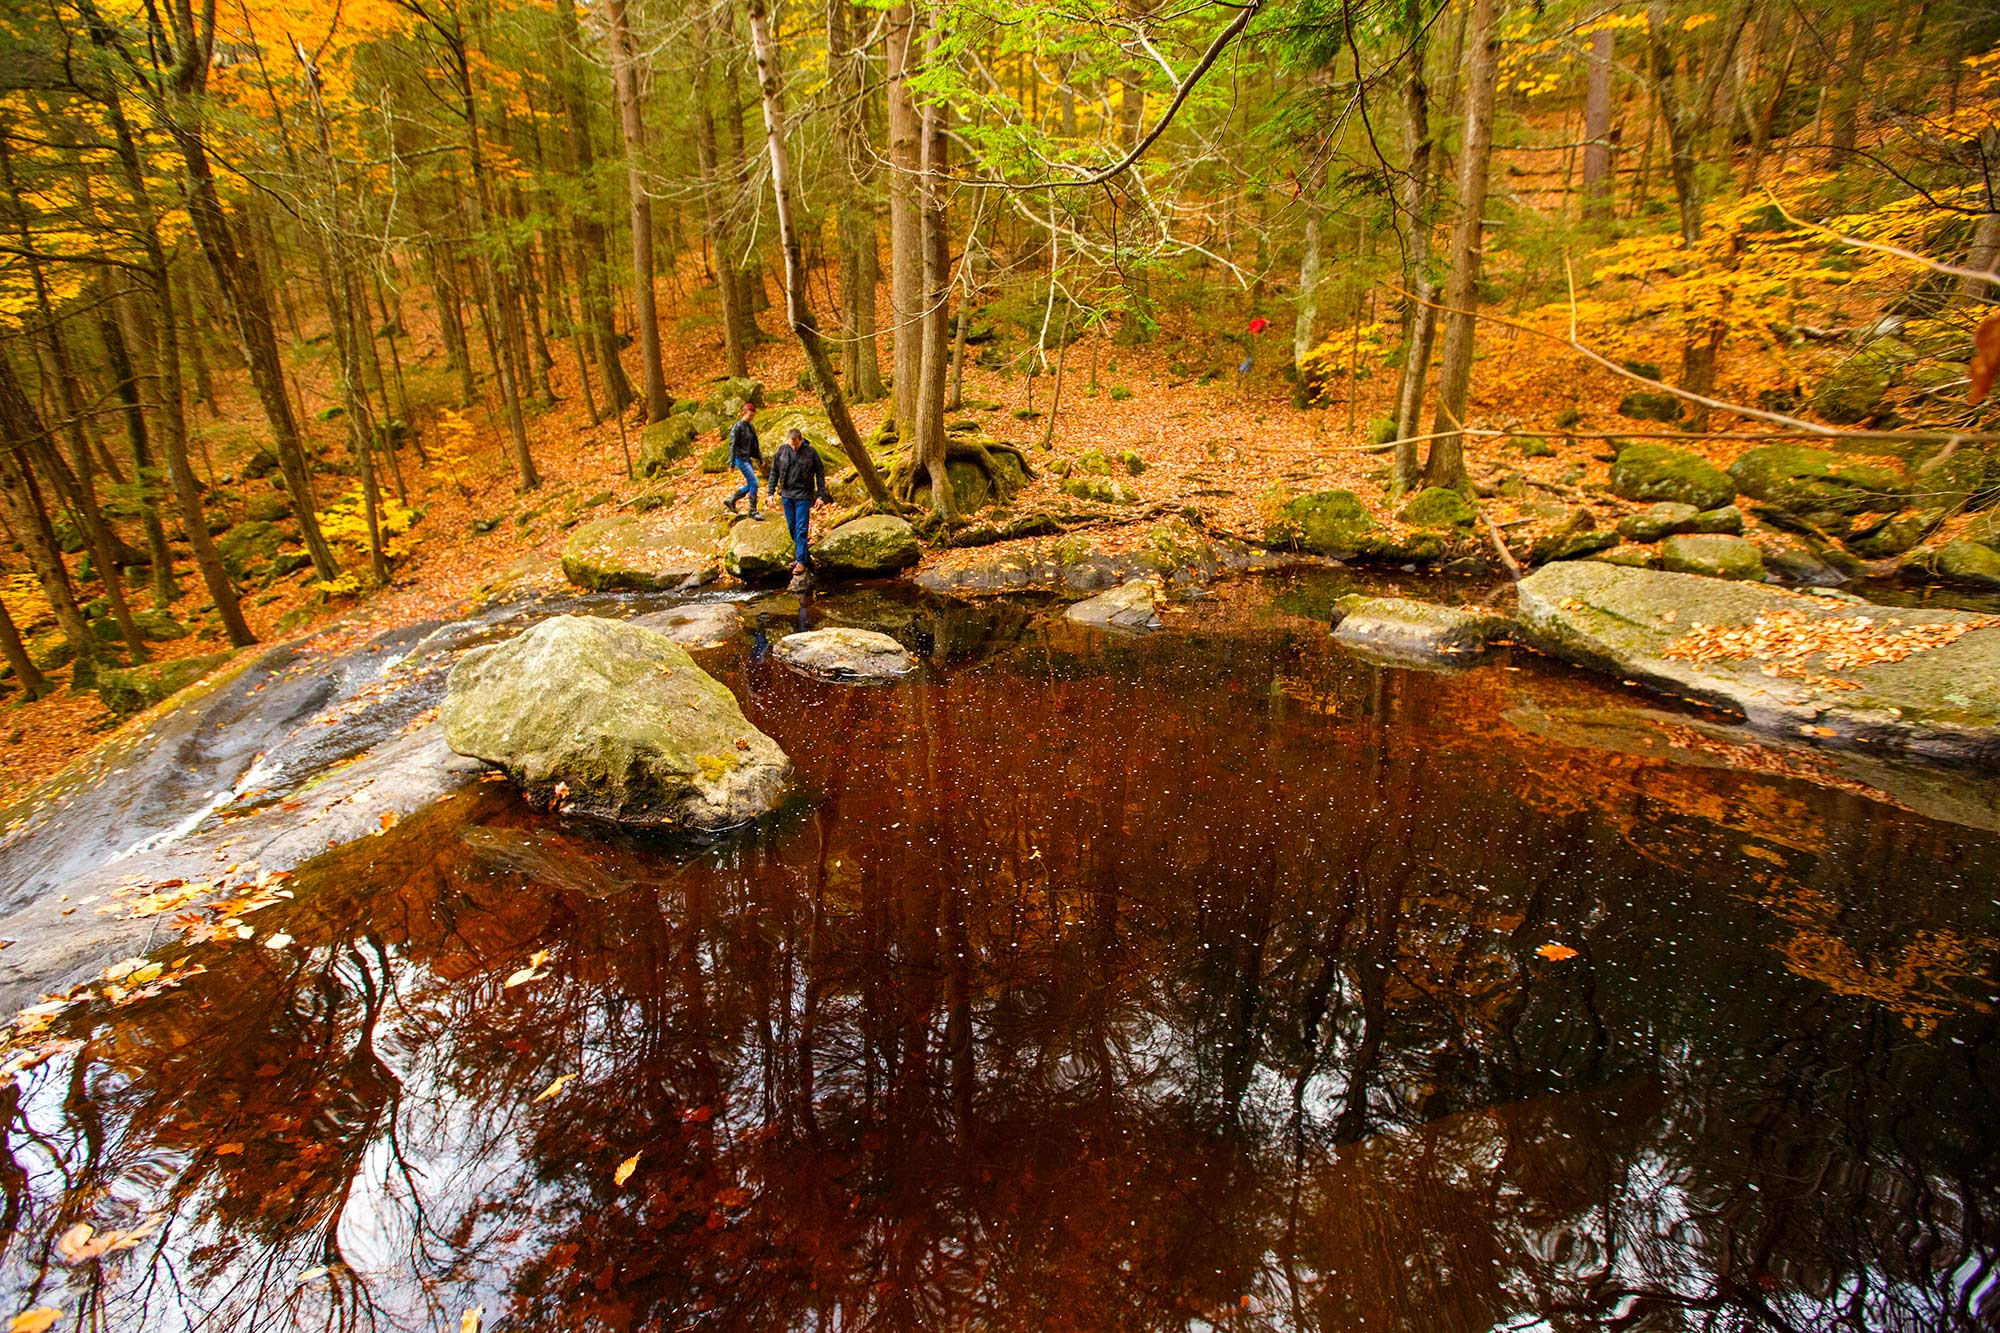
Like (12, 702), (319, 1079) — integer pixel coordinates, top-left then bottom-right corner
(1660, 533), (1766, 581)
(1847, 511), (1936, 558)
(1729, 444), (1902, 517)
(1516, 561), (2000, 769)
(1331, 596), (1511, 662)
(637, 416), (699, 477)
(561, 515), (724, 592)
(1760, 535), (1858, 587)
(442, 614), (789, 828)
(811, 515), (922, 576)
(1065, 579), (1162, 632)
(1690, 505), (1747, 535)
(773, 627), (918, 681)
(628, 603), (745, 648)
(1589, 544), (1659, 569)
(1935, 540), (2000, 590)
(725, 515), (796, 583)
(1616, 502), (1700, 543)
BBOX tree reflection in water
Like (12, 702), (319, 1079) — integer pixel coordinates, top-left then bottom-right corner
(3, 582), (1996, 1332)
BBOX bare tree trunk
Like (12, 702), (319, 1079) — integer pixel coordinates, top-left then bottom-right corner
(606, 0), (671, 421)
(743, 0), (894, 505)
(1292, 190), (1322, 387)
(691, 3), (751, 378)
(1581, 26), (1616, 224)
(1423, 0), (1502, 491)
(0, 596), (49, 700)
(1826, 15), (1870, 162)
(829, 0), (885, 401)
(886, 3), (923, 431)
(0, 362), (96, 681)
(1391, 17), (1437, 494)
(100, 301), (178, 610)
(913, 29), (955, 521)
(1957, 196), (2000, 305)
(556, 0), (634, 413)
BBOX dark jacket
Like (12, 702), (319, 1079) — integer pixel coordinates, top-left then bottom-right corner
(728, 417), (760, 462)
(768, 440), (833, 502)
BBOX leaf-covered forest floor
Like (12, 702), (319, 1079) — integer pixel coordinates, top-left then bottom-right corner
(0, 200), (1983, 811)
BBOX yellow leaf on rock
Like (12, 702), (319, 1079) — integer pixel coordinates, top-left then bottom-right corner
(9, 1309), (59, 1333)
(614, 1152), (641, 1186)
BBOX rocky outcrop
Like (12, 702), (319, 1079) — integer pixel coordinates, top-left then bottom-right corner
(97, 651), (235, 717)
(442, 614), (789, 828)
(1331, 596), (1512, 663)
(812, 515), (922, 576)
(916, 524), (1288, 597)
(1516, 561), (2000, 769)
(1397, 487), (1477, 529)
(725, 516), (795, 583)
(1728, 443), (1902, 521)
(1065, 579), (1161, 632)
(772, 627), (918, 681)
(1608, 444), (1737, 512)
(561, 515), (725, 592)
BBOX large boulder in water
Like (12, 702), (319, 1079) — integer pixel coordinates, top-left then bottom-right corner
(561, 515), (725, 591)
(442, 615), (790, 828)
(772, 627), (917, 681)
(811, 515), (921, 576)
(1331, 596), (1511, 663)
(1065, 579), (1161, 632)
(1728, 443), (1902, 518)
(1516, 561), (2000, 769)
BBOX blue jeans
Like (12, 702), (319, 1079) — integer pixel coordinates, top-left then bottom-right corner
(729, 457), (759, 509)
(782, 496), (814, 567)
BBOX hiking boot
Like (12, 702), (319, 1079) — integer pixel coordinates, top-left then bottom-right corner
(724, 498), (741, 515)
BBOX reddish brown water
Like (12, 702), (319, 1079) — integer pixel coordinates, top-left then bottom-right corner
(4, 577), (1998, 1331)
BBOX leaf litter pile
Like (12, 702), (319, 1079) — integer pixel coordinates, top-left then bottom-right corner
(1662, 608), (2000, 692)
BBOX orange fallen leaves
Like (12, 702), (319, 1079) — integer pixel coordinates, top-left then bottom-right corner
(503, 949), (552, 988)
(9, 1309), (59, 1333)
(1535, 943), (1579, 961)
(614, 1152), (641, 1186)
(1665, 610), (2000, 678)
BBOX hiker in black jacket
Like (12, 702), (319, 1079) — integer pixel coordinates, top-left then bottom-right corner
(767, 427), (833, 576)
(724, 402), (764, 519)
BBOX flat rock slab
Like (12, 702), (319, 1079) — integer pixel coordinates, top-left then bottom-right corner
(725, 515), (795, 583)
(628, 603), (745, 648)
(1517, 561), (2000, 769)
(773, 627), (918, 682)
(918, 530), (1291, 597)
(1332, 596), (1513, 664)
(561, 515), (727, 592)
(1065, 579), (1162, 632)
(443, 614), (789, 827)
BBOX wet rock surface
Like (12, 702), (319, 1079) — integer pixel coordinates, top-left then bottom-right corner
(771, 627), (919, 681)
(442, 614), (790, 827)
(725, 515), (795, 583)
(811, 515), (922, 576)
(1517, 561), (2000, 768)
(1065, 579), (1162, 632)
(561, 515), (727, 592)
(1331, 595), (1513, 663)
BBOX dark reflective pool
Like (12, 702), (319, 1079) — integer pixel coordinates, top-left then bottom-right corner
(4, 578), (1998, 1331)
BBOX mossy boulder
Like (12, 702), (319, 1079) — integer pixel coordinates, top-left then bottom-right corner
(1616, 502), (1700, 543)
(1847, 511), (1937, 559)
(1728, 443), (1903, 517)
(1691, 505), (1746, 534)
(1265, 489), (1377, 554)
(772, 627), (919, 680)
(1617, 391), (1683, 423)
(216, 520), (285, 578)
(1810, 338), (1909, 425)
(1608, 444), (1736, 511)
(1062, 477), (1139, 505)
(701, 439), (734, 474)
(1934, 540), (2000, 590)
(97, 650), (233, 716)
(637, 416), (699, 477)
(1075, 450), (1113, 476)
(1397, 486), (1476, 529)
(441, 614), (789, 829)
(1660, 533), (1766, 581)
(245, 494), (291, 523)
(1331, 595), (1512, 662)
(1530, 529), (1619, 563)
(1366, 416), (1398, 447)
(725, 516), (796, 583)
(811, 515), (922, 576)
(560, 515), (725, 592)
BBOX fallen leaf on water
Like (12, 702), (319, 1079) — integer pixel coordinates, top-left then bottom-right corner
(295, 1266), (330, 1284)
(1535, 943), (1580, 961)
(264, 933), (293, 951)
(215, 1142), (244, 1156)
(9, 1309), (59, 1333)
(614, 1152), (641, 1186)
(56, 1223), (96, 1263)
(460, 1308), (481, 1333)
(534, 1074), (575, 1103)
(503, 947), (553, 989)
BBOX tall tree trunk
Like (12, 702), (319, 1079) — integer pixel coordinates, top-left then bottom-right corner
(1423, 0), (1502, 491)
(743, 0), (894, 505)
(691, 3), (752, 378)
(913, 29), (955, 521)
(0, 361), (96, 682)
(1957, 192), (2000, 305)
(556, 0), (634, 413)
(100, 301), (178, 610)
(1292, 177), (1323, 393)
(1581, 26), (1616, 224)
(1391, 13), (1436, 493)
(0, 596), (49, 700)
(829, 0), (885, 401)
(605, 0), (671, 421)
(886, 3), (923, 431)
(1826, 15), (1870, 161)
